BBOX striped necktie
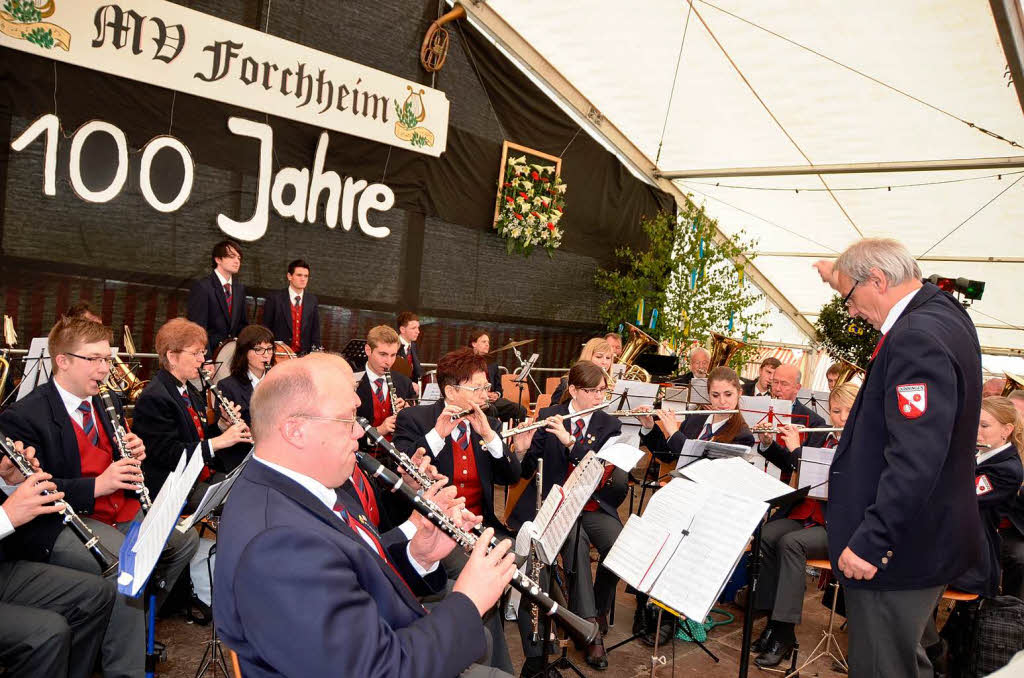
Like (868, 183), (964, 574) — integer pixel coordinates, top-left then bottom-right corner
(78, 401), (99, 445)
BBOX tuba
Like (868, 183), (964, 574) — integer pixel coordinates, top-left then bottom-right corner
(1002, 372), (1024, 397)
(103, 326), (148, 402)
(0, 315), (17, 404)
(707, 332), (746, 371)
(830, 358), (866, 388)
(617, 322), (659, 383)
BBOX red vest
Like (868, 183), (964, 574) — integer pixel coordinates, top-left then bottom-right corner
(349, 466), (381, 528)
(370, 379), (394, 441)
(290, 300), (302, 353)
(73, 413), (139, 525)
(452, 427), (484, 516)
(788, 436), (837, 527)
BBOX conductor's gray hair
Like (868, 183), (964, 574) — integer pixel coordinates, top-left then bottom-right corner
(835, 238), (921, 286)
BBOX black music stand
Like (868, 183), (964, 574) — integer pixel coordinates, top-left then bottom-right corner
(511, 352), (539, 426)
(738, 486), (810, 678)
(530, 521), (588, 678)
(340, 339), (369, 372)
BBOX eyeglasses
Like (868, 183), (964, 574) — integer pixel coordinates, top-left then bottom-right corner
(175, 349), (206, 360)
(64, 352), (114, 366)
(455, 384), (490, 393)
(251, 346), (274, 355)
(843, 279), (861, 309)
(295, 414), (360, 434)
(577, 387), (606, 395)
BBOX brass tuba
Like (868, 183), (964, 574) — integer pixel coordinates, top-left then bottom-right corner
(103, 326), (147, 402)
(1002, 372), (1024, 397)
(830, 358), (866, 388)
(707, 332), (746, 371)
(617, 322), (659, 383)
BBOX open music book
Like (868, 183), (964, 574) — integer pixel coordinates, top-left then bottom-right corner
(797, 446), (835, 500)
(605, 459), (787, 622)
(672, 438), (753, 470)
(530, 452), (606, 564)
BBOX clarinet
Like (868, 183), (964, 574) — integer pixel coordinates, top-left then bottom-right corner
(358, 419), (488, 539)
(97, 388), (152, 512)
(383, 369), (401, 415)
(197, 369), (245, 429)
(356, 451), (599, 646)
(0, 435), (119, 577)
(530, 458), (544, 643)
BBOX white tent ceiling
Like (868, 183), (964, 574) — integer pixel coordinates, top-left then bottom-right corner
(475, 0), (1024, 353)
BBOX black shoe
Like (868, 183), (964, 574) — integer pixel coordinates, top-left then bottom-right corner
(585, 636), (608, 670)
(641, 617), (675, 647)
(186, 595), (212, 626)
(754, 638), (795, 668)
(751, 624), (774, 653)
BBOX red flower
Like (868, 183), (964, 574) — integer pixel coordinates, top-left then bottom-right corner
(530, 171), (539, 181)
(542, 201), (549, 208)
(503, 182), (511, 188)
(557, 207), (563, 213)
(541, 177), (550, 183)
(530, 211), (540, 218)
(505, 196), (514, 203)
(547, 222), (555, 231)
(514, 213), (524, 220)
(518, 192), (529, 200)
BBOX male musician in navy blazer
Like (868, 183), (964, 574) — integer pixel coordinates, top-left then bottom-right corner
(213, 352), (517, 678)
(814, 238), (984, 677)
(0, 316), (199, 678)
(260, 259), (321, 355)
(357, 326), (416, 454)
(753, 363), (829, 474)
(397, 311), (424, 389)
(187, 240), (248, 357)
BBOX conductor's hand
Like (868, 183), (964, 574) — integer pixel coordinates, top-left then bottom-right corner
(453, 527), (517, 616)
(2, 472), (64, 528)
(94, 457), (144, 497)
(838, 547), (877, 580)
(813, 260), (840, 291)
(433, 404), (464, 439)
(0, 441), (40, 485)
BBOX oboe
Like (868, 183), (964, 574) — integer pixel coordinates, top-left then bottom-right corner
(356, 451), (599, 646)
(0, 435), (119, 576)
(97, 388), (151, 512)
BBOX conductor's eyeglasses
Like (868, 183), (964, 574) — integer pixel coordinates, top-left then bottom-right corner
(843, 279), (861, 308)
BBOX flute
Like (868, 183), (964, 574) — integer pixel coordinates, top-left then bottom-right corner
(0, 434), (119, 577)
(643, 408), (740, 417)
(751, 426), (844, 434)
(356, 451), (599, 646)
(499, 402), (610, 439)
(97, 387), (152, 512)
(448, 402), (491, 421)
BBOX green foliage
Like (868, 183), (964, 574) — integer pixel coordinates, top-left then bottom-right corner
(23, 27), (54, 49)
(814, 295), (880, 367)
(394, 100), (420, 130)
(494, 155), (565, 257)
(410, 132), (428, 148)
(3, 0), (42, 23)
(595, 203), (770, 368)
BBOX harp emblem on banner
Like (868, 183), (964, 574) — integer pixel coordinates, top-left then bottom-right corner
(393, 86), (436, 149)
(0, 0), (70, 50)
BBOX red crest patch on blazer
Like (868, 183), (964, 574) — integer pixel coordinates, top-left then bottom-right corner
(896, 384), (927, 419)
(976, 474), (993, 496)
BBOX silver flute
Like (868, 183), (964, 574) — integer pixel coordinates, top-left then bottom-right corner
(97, 387), (151, 512)
(356, 451), (599, 646)
(499, 402), (610, 439)
(751, 426), (844, 434)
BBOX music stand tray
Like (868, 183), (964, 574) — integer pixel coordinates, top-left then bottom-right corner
(340, 340), (369, 372)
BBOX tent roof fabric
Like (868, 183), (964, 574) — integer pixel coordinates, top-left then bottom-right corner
(483, 0), (1024, 352)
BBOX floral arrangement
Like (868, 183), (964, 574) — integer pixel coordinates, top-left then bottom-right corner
(495, 154), (567, 257)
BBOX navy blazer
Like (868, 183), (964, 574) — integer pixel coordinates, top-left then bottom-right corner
(213, 373), (256, 473)
(393, 401), (521, 529)
(758, 400), (829, 474)
(260, 289), (321, 354)
(214, 459), (484, 678)
(486, 363), (502, 394)
(356, 371), (416, 453)
(0, 379), (126, 559)
(826, 283), (985, 590)
(132, 370), (221, 498)
(187, 272), (248, 355)
(952, 444), (1024, 597)
(508, 404), (624, 531)
(397, 341), (423, 383)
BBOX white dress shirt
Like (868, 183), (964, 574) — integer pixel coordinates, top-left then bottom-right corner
(253, 454), (430, 574)
(288, 286), (304, 306)
(53, 378), (93, 429)
(977, 442), (1011, 465)
(214, 269), (232, 289)
(880, 287), (922, 335)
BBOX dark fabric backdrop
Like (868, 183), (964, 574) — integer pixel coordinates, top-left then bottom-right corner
(0, 0), (671, 371)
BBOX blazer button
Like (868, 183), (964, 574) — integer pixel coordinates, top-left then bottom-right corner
(886, 550), (893, 557)
(881, 557), (889, 564)
(459, 483), (465, 488)
(462, 456), (467, 460)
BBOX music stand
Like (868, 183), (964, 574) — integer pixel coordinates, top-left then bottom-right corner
(511, 352), (539, 425)
(340, 339), (369, 372)
(738, 486), (810, 678)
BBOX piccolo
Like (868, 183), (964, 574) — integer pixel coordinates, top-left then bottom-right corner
(97, 387), (152, 512)
(750, 426), (844, 434)
(0, 434), (119, 577)
(448, 402), (491, 421)
(356, 451), (599, 646)
(499, 402), (610, 439)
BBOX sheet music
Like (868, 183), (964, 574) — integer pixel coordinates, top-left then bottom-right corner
(681, 457), (794, 503)
(689, 379), (709, 405)
(603, 514), (673, 591)
(420, 382), (441, 404)
(16, 337), (51, 401)
(739, 396), (793, 429)
(797, 389), (831, 420)
(609, 380), (659, 421)
(537, 453), (604, 563)
(798, 447), (835, 500)
(674, 438), (703, 469)
(595, 442), (644, 472)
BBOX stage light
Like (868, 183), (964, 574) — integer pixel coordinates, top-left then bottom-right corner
(927, 274), (955, 293)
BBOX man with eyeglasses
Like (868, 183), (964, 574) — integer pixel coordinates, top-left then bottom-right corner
(812, 238), (983, 678)
(214, 352), (517, 677)
(356, 325), (416, 453)
(187, 240), (248, 358)
(753, 363), (829, 476)
(0, 316), (199, 678)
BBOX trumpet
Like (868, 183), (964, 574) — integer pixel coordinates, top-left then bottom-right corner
(356, 451), (599, 646)
(97, 387), (151, 512)
(751, 425), (844, 435)
(499, 402), (610, 439)
(0, 434), (119, 576)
